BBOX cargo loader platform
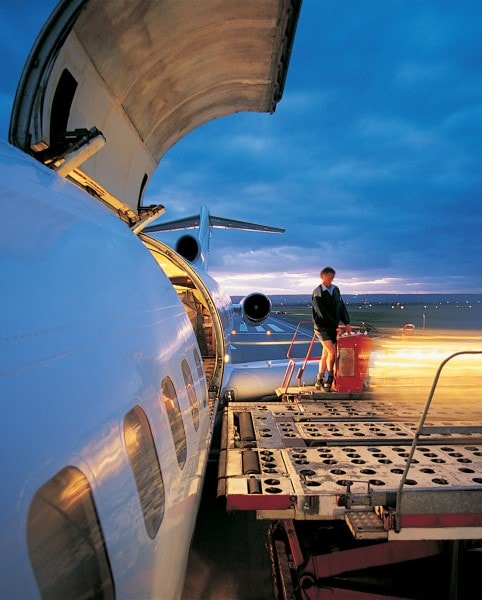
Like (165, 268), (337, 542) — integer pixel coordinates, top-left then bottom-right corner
(218, 343), (482, 538)
(217, 350), (482, 599)
(218, 395), (482, 538)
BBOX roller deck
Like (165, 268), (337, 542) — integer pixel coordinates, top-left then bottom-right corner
(218, 394), (482, 538)
(217, 350), (482, 598)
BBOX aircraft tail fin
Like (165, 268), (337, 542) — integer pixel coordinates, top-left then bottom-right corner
(143, 205), (284, 271)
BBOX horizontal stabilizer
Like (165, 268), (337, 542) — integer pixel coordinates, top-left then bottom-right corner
(209, 216), (284, 233)
(144, 216), (200, 233)
(144, 214), (284, 234)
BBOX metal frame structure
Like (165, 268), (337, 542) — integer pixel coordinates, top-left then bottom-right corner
(218, 345), (482, 598)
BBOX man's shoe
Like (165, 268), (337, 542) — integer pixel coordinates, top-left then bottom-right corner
(323, 373), (334, 392)
(315, 375), (324, 390)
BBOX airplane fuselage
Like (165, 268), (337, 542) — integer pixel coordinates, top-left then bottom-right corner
(1, 140), (214, 598)
(1, 0), (301, 596)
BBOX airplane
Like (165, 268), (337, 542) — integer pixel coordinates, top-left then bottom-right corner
(143, 204), (285, 272)
(143, 203), (282, 330)
(143, 207), (322, 404)
(143, 204), (312, 405)
(0, 1), (302, 599)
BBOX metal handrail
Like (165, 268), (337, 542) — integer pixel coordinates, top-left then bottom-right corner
(286, 321), (320, 360)
(280, 359), (296, 391)
(295, 333), (318, 388)
(281, 321), (319, 391)
(394, 350), (482, 533)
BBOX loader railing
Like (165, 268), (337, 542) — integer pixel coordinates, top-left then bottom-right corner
(280, 321), (319, 393)
(394, 350), (482, 533)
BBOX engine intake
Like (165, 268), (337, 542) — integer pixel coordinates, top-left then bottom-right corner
(175, 235), (201, 263)
(239, 292), (271, 325)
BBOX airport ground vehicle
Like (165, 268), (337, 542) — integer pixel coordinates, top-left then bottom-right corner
(218, 324), (482, 598)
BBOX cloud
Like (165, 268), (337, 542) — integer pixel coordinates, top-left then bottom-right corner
(1, 1), (481, 298)
(356, 116), (436, 152)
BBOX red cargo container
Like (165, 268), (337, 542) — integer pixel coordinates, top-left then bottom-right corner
(334, 333), (373, 392)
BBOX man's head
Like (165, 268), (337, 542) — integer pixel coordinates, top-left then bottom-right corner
(320, 267), (335, 286)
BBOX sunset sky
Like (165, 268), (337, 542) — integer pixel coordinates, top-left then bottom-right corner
(1, 1), (481, 296)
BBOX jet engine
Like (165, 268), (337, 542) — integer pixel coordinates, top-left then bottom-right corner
(175, 235), (204, 266)
(237, 292), (272, 325)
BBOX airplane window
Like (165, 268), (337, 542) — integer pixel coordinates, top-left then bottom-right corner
(193, 349), (207, 407)
(27, 466), (115, 600)
(161, 377), (187, 469)
(181, 359), (199, 431)
(124, 406), (165, 539)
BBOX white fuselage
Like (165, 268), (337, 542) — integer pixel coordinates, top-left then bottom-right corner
(0, 141), (214, 599)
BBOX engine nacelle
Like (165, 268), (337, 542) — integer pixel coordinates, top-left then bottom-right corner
(237, 292), (271, 325)
(175, 234), (202, 264)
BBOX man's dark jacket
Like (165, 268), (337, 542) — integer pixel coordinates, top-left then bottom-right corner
(312, 285), (350, 332)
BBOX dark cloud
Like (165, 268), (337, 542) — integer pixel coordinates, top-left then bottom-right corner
(1, 1), (481, 295)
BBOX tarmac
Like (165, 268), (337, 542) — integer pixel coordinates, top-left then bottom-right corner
(182, 314), (295, 600)
(181, 459), (274, 600)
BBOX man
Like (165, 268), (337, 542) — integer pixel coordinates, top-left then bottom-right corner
(311, 267), (351, 391)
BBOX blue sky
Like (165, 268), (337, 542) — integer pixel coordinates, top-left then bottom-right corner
(1, 1), (481, 296)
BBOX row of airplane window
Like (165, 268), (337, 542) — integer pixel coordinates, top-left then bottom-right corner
(26, 349), (207, 598)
